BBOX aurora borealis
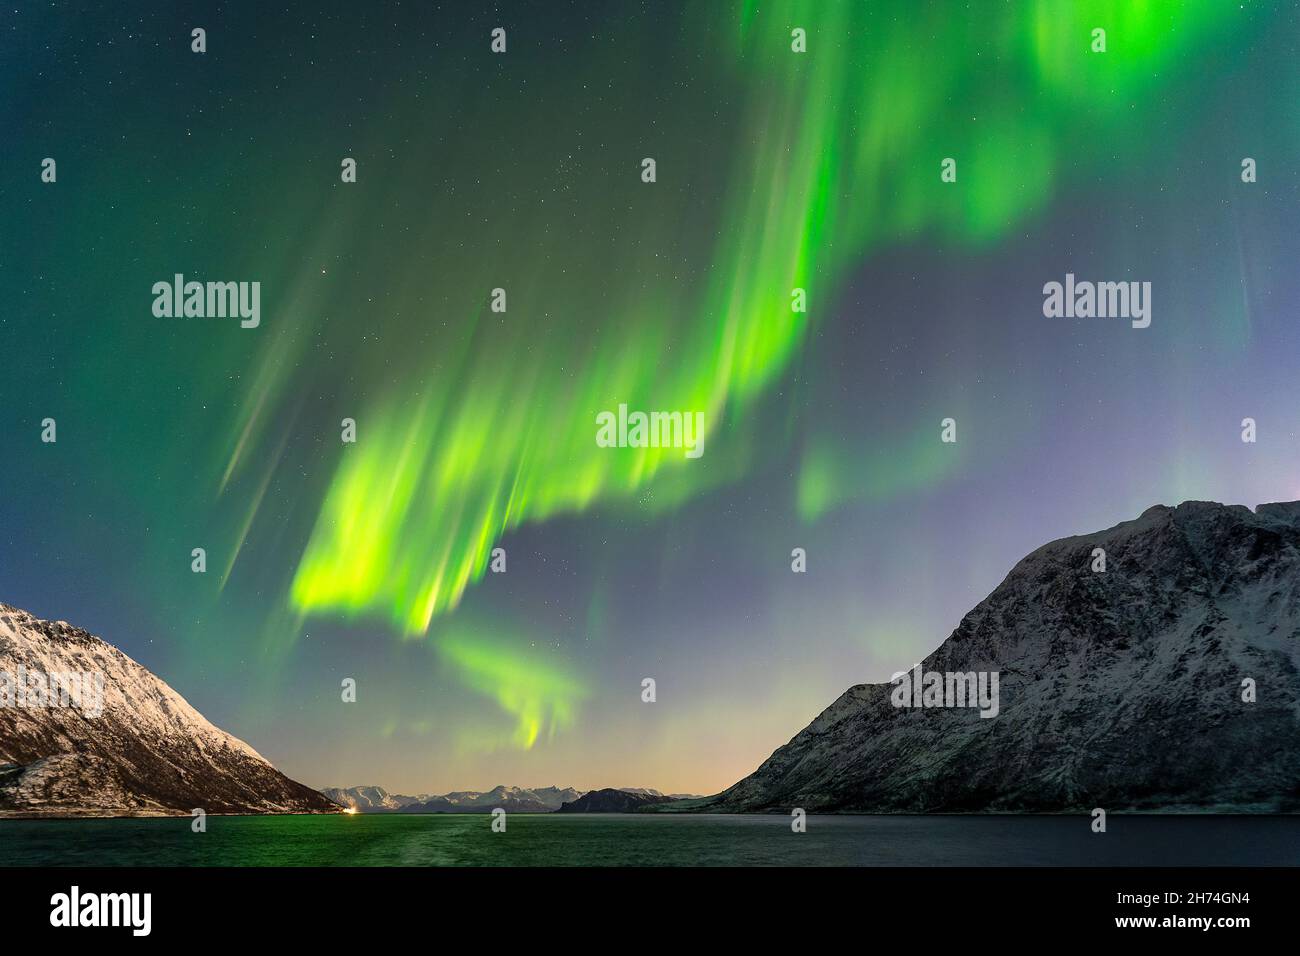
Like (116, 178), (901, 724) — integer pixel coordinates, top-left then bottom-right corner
(3, 0), (1299, 795)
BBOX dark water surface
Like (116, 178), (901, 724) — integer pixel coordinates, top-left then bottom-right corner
(3, 813), (1298, 866)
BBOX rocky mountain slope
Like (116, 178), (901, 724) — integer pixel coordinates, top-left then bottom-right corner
(708, 501), (1300, 813)
(557, 788), (678, 813)
(616, 787), (704, 800)
(0, 602), (339, 817)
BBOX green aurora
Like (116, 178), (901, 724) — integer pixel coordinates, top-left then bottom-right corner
(280, 0), (1263, 635)
(3, 0), (1297, 791)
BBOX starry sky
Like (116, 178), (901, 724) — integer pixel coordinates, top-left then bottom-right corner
(2, 0), (1298, 796)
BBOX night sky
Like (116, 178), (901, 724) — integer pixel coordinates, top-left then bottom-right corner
(2, 1), (1298, 795)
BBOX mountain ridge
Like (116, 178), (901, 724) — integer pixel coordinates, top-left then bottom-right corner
(320, 783), (703, 812)
(556, 788), (678, 813)
(0, 602), (339, 818)
(702, 500), (1300, 813)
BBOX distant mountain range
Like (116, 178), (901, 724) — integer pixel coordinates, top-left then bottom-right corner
(0, 602), (338, 817)
(0, 597), (704, 818)
(318, 784), (581, 813)
(320, 784), (702, 812)
(8, 499), (1294, 819)
(701, 501), (1300, 813)
(556, 788), (678, 812)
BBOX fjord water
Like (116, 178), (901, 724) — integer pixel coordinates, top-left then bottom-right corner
(4, 814), (1299, 866)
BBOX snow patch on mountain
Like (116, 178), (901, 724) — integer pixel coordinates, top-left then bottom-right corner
(0, 602), (339, 817)
(709, 501), (1300, 813)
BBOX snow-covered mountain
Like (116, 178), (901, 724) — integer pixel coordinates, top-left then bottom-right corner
(430, 784), (581, 811)
(319, 784), (706, 812)
(318, 785), (431, 811)
(0, 602), (339, 817)
(321, 783), (586, 812)
(709, 501), (1300, 813)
